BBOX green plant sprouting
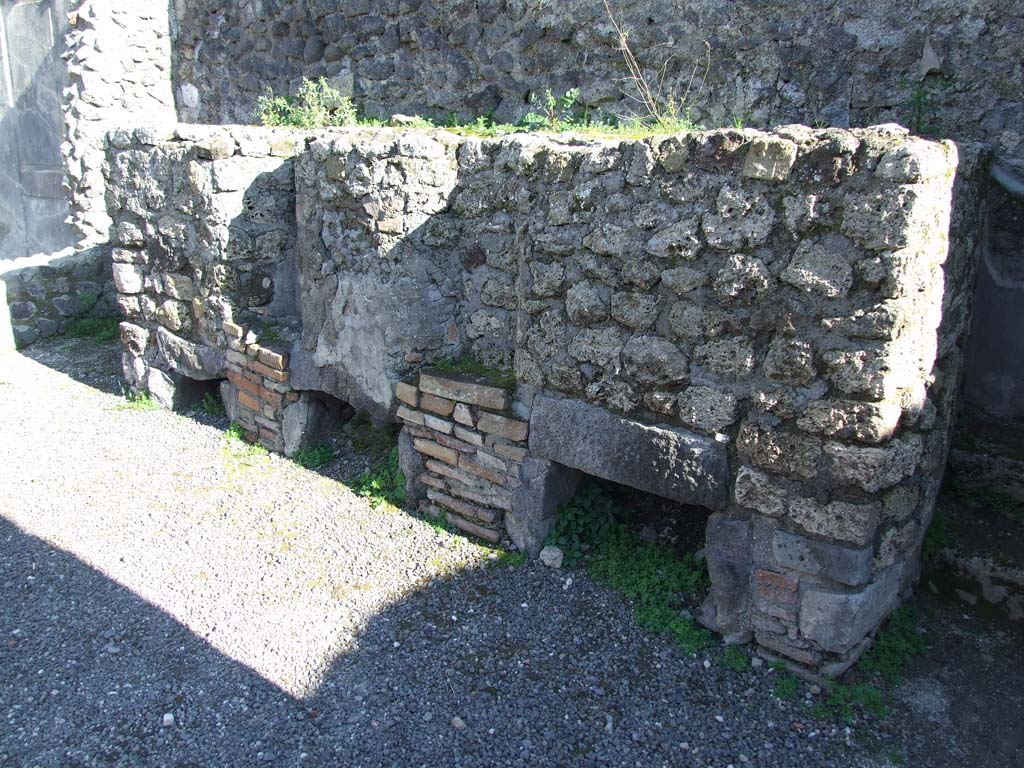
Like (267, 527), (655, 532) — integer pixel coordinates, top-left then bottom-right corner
(431, 356), (516, 390)
(293, 443), (335, 470)
(351, 445), (407, 510)
(66, 315), (120, 342)
(902, 76), (953, 137)
(197, 391), (226, 419)
(255, 77), (358, 129)
(115, 390), (160, 411)
(546, 484), (619, 566)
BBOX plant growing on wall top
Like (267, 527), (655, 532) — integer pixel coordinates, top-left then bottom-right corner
(602, 0), (711, 130)
(255, 77), (357, 128)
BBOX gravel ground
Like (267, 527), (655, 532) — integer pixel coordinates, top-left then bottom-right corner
(1, 337), (1021, 768)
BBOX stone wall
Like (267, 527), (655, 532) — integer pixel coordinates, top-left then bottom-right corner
(171, 0), (1024, 168)
(0, 245), (115, 350)
(103, 124), (301, 418)
(63, 0), (177, 246)
(104, 123), (985, 674)
(0, 0), (75, 262)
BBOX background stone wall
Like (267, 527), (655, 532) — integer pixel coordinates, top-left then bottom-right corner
(0, 0), (75, 262)
(103, 124), (301, 414)
(171, 0), (1024, 168)
(63, 0), (177, 246)
(105, 124), (985, 671)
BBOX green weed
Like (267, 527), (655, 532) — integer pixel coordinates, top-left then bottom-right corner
(351, 445), (407, 510)
(66, 315), (120, 342)
(546, 484), (619, 566)
(492, 549), (528, 568)
(956, 486), (1024, 522)
(921, 510), (952, 564)
(256, 77), (357, 129)
(197, 391), (226, 419)
(345, 412), (400, 460)
(812, 681), (888, 721)
(588, 523), (711, 654)
(770, 664), (800, 701)
(721, 644), (749, 673)
(858, 607), (927, 683)
(293, 443), (334, 470)
(115, 391), (160, 411)
(432, 356), (516, 390)
(222, 422), (268, 462)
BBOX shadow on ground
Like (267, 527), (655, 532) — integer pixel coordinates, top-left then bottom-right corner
(2, 336), (1022, 768)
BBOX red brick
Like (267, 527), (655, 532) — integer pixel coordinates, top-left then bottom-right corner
(413, 438), (458, 465)
(229, 372), (261, 397)
(248, 359), (289, 382)
(257, 348), (289, 370)
(260, 388), (283, 408)
(237, 391), (260, 412)
(756, 569), (798, 592)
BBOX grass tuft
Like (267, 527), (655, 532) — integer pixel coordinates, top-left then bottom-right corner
(293, 443), (334, 470)
(721, 644), (749, 673)
(858, 607), (927, 683)
(432, 356), (516, 390)
(197, 391), (226, 419)
(115, 391), (160, 411)
(67, 315), (120, 342)
(351, 446), (406, 510)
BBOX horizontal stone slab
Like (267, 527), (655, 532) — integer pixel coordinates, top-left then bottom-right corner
(772, 529), (873, 587)
(419, 370), (510, 411)
(528, 394), (729, 509)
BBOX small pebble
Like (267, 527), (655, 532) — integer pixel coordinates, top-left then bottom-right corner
(162, 713), (174, 727)
(451, 716), (467, 730)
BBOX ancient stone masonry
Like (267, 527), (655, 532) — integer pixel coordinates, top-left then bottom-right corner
(172, 0), (1024, 168)
(0, 247), (116, 350)
(104, 124), (301, 416)
(396, 370), (529, 544)
(105, 123), (985, 675)
(63, 1), (176, 246)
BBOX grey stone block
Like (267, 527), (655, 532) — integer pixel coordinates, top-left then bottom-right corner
(155, 327), (225, 381)
(529, 394), (729, 509)
(799, 564), (903, 654)
(398, 427), (428, 508)
(506, 457), (581, 557)
(772, 528), (873, 586)
(704, 514), (752, 634)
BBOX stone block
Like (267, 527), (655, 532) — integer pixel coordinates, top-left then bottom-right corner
(825, 436), (923, 492)
(420, 392), (456, 417)
(797, 399), (902, 444)
(733, 465), (786, 517)
(737, 423), (821, 480)
(155, 326), (225, 380)
(423, 413), (454, 435)
(396, 406), (424, 426)
(445, 513), (501, 543)
(772, 529), (873, 586)
(743, 137), (797, 181)
(453, 403), (474, 425)
(112, 263), (144, 294)
(413, 438), (458, 465)
(419, 370), (510, 411)
(427, 489), (501, 525)
(799, 565), (903, 654)
(704, 515), (752, 634)
(622, 336), (690, 386)
(529, 395), (729, 509)
(676, 386), (738, 433)
(396, 381), (418, 407)
(780, 238), (854, 298)
(476, 411), (529, 442)
(787, 497), (880, 547)
(506, 458), (582, 557)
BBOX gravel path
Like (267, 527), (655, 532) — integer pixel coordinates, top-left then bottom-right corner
(1, 337), (1020, 768)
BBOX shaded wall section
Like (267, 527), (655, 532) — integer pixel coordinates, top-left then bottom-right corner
(0, 0), (74, 261)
